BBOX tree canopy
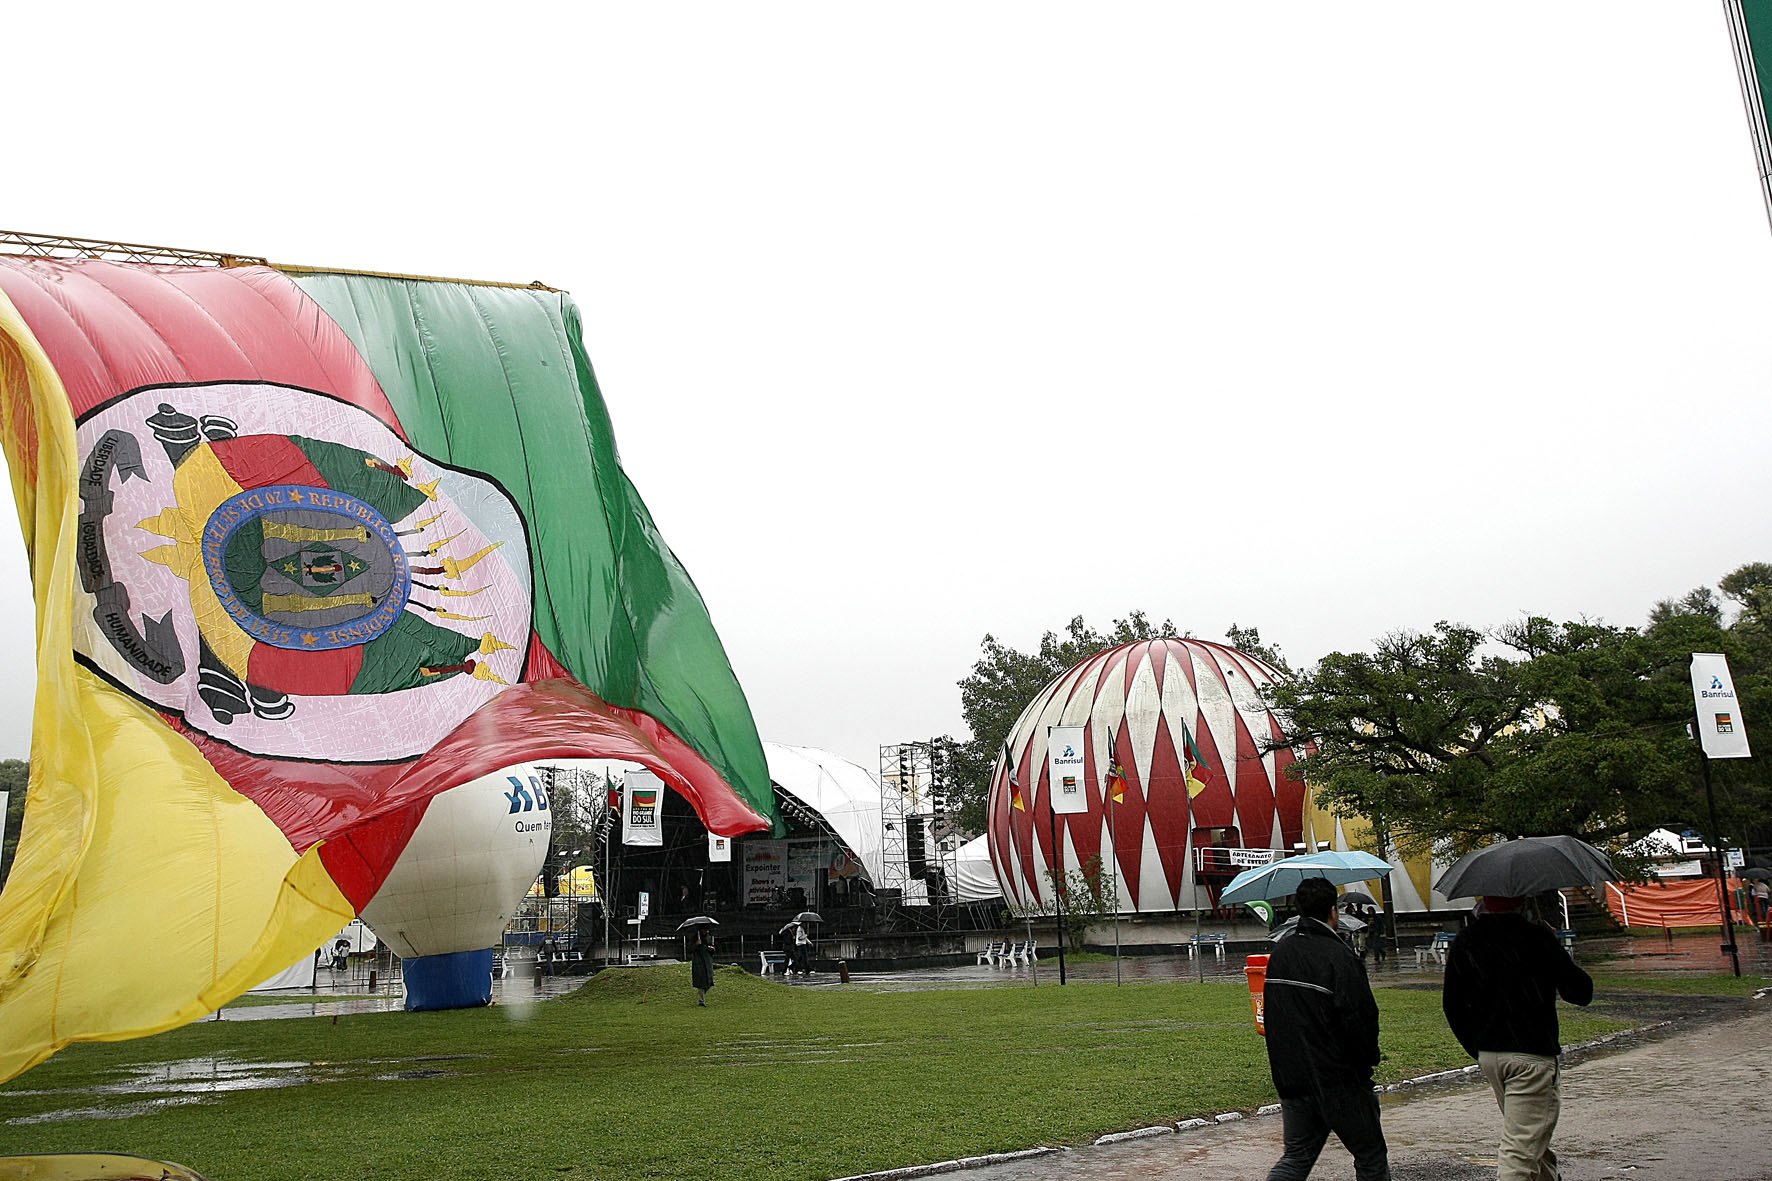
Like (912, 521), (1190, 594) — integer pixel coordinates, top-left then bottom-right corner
(1270, 563), (1772, 860)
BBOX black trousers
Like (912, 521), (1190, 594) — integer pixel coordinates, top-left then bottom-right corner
(1266, 1079), (1391, 1181)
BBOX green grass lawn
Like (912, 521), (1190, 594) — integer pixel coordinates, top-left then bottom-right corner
(0, 965), (1657, 1181)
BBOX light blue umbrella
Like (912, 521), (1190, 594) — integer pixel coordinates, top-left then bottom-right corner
(1219, 850), (1393, 905)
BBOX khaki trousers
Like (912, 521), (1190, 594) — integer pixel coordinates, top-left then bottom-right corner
(1478, 1050), (1561, 1181)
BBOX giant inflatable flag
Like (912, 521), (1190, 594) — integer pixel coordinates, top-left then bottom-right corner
(0, 255), (774, 1080)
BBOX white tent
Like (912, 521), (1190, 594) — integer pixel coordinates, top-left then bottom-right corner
(763, 742), (888, 888)
(955, 833), (1003, 904)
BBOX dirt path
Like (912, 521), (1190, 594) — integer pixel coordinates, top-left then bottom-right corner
(954, 994), (1772, 1180)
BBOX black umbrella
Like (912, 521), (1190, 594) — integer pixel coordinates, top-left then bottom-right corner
(675, 915), (720, 931)
(1741, 868), (1772, 882)
(792, 910), (823, 924)
(1435, 835), (1618, 899)
(1338, 891), (1378, 910)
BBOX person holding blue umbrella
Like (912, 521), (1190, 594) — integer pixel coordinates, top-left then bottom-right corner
(1260, 876), (1390, 1181)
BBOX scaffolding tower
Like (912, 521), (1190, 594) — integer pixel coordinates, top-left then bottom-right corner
(878, 740), (961, 929)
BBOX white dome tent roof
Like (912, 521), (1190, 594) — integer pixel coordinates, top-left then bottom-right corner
(763, 742), (888, 888)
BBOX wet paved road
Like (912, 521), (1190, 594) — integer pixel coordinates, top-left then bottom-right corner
(956, 996), (1772, 1180)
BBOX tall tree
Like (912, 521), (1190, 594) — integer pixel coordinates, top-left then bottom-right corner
(1273, 563), (1772, 860)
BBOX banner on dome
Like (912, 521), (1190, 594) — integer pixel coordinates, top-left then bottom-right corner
(1046, 725), (1089, 814)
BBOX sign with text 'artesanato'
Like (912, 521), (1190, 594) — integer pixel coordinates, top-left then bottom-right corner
(1046, 725), (1089, 814)
(1691, 653), (1752, 759)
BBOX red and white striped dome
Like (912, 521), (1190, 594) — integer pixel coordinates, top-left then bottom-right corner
(986, 638), (1309, 913)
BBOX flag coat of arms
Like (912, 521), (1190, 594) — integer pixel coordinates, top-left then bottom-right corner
(0, 256), (776, 1080)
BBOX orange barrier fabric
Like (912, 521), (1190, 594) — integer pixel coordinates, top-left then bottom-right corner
(1601, 877), (1744, 928)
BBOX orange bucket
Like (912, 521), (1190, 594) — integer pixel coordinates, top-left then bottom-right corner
(1244, 954), (1269, 1036)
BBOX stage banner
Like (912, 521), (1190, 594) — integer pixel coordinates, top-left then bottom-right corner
(1691, 653), (1753, 759)
(786, 840), (825, 898)
(744, 839), (787, 905)
(708, 833), (732, 862)
(1046, 725), (1089, 814)
(623, 769), (665, 846)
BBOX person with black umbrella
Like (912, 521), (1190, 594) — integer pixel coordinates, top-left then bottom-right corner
(1442, 895), (1593, 1181)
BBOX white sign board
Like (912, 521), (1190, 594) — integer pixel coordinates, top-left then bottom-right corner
(622, 768), (665, 846)
(637, 891), (650, 919)
(1046, 725), (1089, 814)
(1229, 847), (1278, 868)
(1691, 653), (1752, 759)
(707, 832), (732, 862)
(744, 839), (787, 905)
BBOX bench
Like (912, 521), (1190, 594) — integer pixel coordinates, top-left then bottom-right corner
(758, 950), (789, 975)
(976, 940), (1006, 965)
(1186, 932), (1229, 960)
(1004, 939), (1036, 965)
(1415, 931), (1456, 968)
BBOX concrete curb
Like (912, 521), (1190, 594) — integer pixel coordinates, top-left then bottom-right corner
(830, 1147), (1058, 1180)
(1093, 1125), (1173, 1146)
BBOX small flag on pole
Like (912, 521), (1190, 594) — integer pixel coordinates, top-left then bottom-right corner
(1004, 742), (1026, 812)
(1182, 722), (1210, 798)
(1104, 756), (1126, 804)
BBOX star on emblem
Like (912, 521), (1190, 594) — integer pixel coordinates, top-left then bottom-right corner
(347, 558), (364, 573)
(282, 561), (298, 576)
(288, 489), (305, 503)
(301, 632), (317, 647)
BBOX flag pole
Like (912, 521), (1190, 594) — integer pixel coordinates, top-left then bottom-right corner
(1049, 803), (1067, 986)
(1104, 726), (1122, 987)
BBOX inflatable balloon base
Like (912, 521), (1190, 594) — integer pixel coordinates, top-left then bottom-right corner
(403, 948), (496, 1012)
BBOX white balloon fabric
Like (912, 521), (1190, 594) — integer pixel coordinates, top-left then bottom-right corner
(360, 762), (553, 1007)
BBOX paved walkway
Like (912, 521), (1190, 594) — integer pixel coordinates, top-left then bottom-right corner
(958, 998), (1772, 1180)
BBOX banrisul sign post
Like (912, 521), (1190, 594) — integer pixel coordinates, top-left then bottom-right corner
(1690, 653), (1753, 976)
(1691, 653), (1752, 759)
(1044, 724), (1089, 986)
(1045, 726), (1089, 815)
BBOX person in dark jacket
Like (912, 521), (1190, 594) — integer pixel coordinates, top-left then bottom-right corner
(1261, 876), (1390, 1181)
(689, 927), (716, 1006)
(1442, 895), (1593, 1181)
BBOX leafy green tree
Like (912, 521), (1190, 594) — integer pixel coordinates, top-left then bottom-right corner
(950, 612), (1180, 836)
(0, 761), (29, 892)
(1225, 623), (1289, 672)
(1272, 563), (1772, 863)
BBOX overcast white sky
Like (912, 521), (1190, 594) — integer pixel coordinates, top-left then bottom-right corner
(3, 4), (1770, 774)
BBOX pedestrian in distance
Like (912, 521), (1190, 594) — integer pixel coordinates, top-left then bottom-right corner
(689, 927), (716, 1007)
(1261, 876), (1391, 1181)
(793, 920), (814, 975)
(1442, 894), (1593, 1181)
